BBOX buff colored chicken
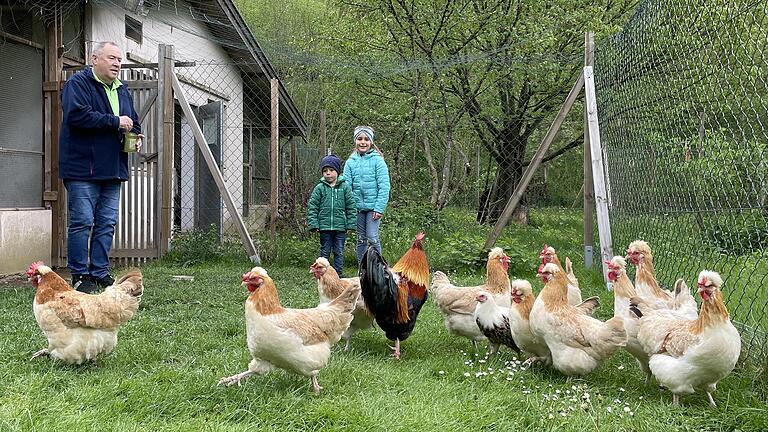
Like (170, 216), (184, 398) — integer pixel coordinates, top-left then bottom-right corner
(539, 244), (583, 307)
(629, 271), (740, 407)
(606, 256), (652, 384)
(626, 240), (698, 320)
(218, 267), (358, 392)
(507, 279), (550, 365)
(27, 262), (143, 365)
(431, 247), (511, 351)
(310, 257), (373, 350)
(530, 263), (627, 376)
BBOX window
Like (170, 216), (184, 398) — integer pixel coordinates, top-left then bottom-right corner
(125, 15), (142, 43)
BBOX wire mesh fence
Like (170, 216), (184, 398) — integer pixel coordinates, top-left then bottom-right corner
(595, 0), (768, 361)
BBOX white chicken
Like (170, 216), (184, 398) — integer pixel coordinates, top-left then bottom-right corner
(218, 267), (358, 392)
(629, 270), (741, 407)
(309, 257), (373, 350)
(530, 263), (627, 376)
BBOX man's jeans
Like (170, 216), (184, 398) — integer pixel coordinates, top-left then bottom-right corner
(356, 210), (382, 264)
(320, 230), (347, 277)
(64, 180), (121, 279)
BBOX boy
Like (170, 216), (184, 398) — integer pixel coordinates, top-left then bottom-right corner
(307, 154), (357, 276)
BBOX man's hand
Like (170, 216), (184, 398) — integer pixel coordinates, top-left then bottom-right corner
(118, 116), (133, 131)
(372, 212), (382, 221)
(136, 134), (145, 152)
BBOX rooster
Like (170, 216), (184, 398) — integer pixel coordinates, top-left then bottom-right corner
(26, 261), (143, 365)
(310, 257), (373, 350)
(629, 271), (741, 407)
(473, 291), (521, 356)
(507, 279), (550, 366)
(626, 240), (698, 319)
(530, 263), (627, 376)
(218, 267), (359, 392)
(431, 247), (511, 351)
(539, 244), (583, 307)
(359, 232), (429, 359)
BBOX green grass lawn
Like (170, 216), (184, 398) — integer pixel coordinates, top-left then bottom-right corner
(1, 259), (767, 431)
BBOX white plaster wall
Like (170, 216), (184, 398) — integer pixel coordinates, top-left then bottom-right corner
(0, 210), (51, 275)
(90, 3), (245, 235)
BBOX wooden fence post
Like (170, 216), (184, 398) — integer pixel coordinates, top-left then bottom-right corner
(583, 31), (596, 269)
(157, 44), (174, 257)
(583, 65), (613, 281)
(270, 78), (279, 239)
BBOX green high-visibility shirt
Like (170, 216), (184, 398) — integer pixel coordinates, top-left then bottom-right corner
(93, 73), (123, 117)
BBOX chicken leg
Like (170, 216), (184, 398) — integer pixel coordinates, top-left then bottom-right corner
(310, 375), (323, 393)
(706, 392), (717, 407)
(30, 348), (49, 360)
(390, 339), (401, 359)
(217, 370), (255, 386)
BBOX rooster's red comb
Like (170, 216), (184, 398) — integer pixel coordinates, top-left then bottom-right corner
(26, 261), (44, 277)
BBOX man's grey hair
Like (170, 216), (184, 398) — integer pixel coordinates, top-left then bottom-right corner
(92, 41), (120, 57)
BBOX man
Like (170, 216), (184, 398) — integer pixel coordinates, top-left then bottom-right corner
(59, 41), (143, 293)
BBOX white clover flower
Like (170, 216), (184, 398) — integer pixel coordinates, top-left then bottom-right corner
(438, 370), (445, 375)
(623, 406), (631, 412)
(464, 372), (471, 377)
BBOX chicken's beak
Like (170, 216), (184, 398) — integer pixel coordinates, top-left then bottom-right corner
(697, 282), (713, 301)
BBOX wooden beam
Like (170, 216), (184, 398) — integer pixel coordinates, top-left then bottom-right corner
(583, 31), (596, 269)
(0, 30), (44, 50)
(584, 65), (614, 282)
(270, 78), (279, 239)
(136, 88), (158, 126)
(483, 71), (585, 251)
(172, 71), (260, 263)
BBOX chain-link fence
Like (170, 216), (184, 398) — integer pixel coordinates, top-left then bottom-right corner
(596, 0), (768, 361)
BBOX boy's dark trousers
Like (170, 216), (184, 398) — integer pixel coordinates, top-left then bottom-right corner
(319, 230), (347, 277)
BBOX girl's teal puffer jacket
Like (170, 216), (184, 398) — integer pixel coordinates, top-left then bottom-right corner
(343, 150), (390, 214)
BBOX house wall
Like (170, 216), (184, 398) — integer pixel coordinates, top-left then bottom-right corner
(0, 210), (51, 275)
(90, 4), (246, 236)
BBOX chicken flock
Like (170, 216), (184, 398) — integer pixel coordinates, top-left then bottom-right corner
(25, 237), (741, 406)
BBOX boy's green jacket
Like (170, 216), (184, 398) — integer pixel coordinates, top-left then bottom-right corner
(307, 175), (357, 231)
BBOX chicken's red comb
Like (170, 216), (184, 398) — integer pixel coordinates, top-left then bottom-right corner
(26, 261), (44, 277)
(540, 244), (549, 253)
(415, 232), (425, 241)
(537, 263), (545, 273)
(697, 276), (707, 286)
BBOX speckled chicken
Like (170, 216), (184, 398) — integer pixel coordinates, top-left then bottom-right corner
(473, 290), (521, 356)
